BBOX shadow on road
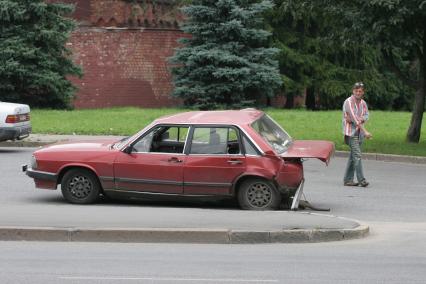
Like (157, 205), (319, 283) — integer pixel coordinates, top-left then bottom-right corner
(28, 194), (243, 211)
(0, 148), (27, 153)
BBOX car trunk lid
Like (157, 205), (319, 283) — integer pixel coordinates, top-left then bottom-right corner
(280, 140), (335, 165)
(0, 102), (31, 126)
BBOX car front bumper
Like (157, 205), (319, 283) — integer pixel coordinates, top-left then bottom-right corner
(0, 125), (32, 141)
(22, 165), (58, 189)
(290, 178), (304, 210)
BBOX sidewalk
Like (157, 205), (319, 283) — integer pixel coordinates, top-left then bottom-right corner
(1, 133), (425, 164)
(0, 204), (368, 244)
(0, 133), (125, 147)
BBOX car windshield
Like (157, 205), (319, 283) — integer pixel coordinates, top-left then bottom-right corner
(251, 114), (292, 154)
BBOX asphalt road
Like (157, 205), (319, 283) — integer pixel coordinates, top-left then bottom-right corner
(1, 146), (425, 223)
(1, 228), (426, 284)
(1, 147), (426, 283)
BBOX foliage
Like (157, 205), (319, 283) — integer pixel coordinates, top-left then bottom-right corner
(124, 0), (192, 4)
(290, 0), (425, 142)
(267, 0), (415, 110)
(0, 0), (82, 109)
(169, 0), (282, 109)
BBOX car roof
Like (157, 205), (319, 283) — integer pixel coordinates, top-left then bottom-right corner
(154, 109), (264, 125)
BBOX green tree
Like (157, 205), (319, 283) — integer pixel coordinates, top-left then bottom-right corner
(268, 0), (412, 111)
(170, 0), (282, 109)
(294, 0), (425, 142)
(0, 0), (82, 108)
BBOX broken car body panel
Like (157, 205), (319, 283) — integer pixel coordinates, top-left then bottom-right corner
(280, 140), (335, 165)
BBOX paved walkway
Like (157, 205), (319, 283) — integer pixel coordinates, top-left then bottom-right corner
(0, 204), (368, 243)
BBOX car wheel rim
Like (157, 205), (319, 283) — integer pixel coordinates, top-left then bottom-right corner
(246, 182), (272, 208)
(68, 175), (92, 199)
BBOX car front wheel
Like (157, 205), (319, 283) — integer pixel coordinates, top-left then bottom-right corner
(61, 168), (100, 204)
(237, 178), (281, 210)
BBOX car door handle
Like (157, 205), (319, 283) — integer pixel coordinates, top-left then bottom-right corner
(168, 157), (183, 163)
(227, 160), (243, 165)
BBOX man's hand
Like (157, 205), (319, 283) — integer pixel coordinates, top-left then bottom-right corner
(360, 124), (372, 139)
(364, 131), (373, 139)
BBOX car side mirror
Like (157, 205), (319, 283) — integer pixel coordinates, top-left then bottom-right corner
(123, 145), (133, 154)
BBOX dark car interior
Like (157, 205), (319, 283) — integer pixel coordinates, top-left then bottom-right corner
(150, 129), (185, 153)
(150, 126), (241, 155)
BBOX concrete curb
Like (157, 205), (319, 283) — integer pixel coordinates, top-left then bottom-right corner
(335, 151), (426, 164)
(0, 140), (48, 147)
(0, 224), (369, 244)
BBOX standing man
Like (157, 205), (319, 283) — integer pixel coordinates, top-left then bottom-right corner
(342, 82), (372, 187)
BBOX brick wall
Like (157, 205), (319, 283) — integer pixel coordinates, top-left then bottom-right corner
(47, 0), (91, 23)
(53, 0), (290, 109)
(52, 0), (184, 108)
(68, 27), (184, 108)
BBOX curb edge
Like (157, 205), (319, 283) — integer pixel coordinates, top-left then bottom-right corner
(0, 225), (369, 244)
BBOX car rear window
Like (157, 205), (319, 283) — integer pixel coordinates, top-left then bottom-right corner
(251, 115), (292, 154)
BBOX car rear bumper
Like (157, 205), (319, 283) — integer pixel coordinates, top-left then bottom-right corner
(0, 125), (32, 141)
(23, 165), (58, 189)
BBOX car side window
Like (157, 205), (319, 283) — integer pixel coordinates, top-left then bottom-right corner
(132, 126), (188, 153)
(242, 135), (260, 155)
(189, 127), (240, 155)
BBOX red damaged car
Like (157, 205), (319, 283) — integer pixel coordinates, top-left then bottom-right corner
(23, 109), (334, 210)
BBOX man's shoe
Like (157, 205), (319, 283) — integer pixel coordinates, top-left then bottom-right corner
(359, 180), (369, 187)
(344, 181), (359, 186)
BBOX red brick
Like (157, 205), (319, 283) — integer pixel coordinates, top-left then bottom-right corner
(51, 0), (286, 108)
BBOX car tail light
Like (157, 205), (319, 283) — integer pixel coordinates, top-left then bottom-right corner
(5, 115), (17, 123)
(5, 113), (30, 123)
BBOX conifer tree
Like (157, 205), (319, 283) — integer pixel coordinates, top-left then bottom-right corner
(0, 0), (82, 108)
(170, 0), (282, 109)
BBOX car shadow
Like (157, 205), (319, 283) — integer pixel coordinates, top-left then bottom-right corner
(30, 194), (241, 211)
(102, 195), (241, 210)
(0, 148), (23, 153)
(0, 147), (34, 153)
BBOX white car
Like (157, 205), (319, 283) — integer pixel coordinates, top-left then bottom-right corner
(0, 102), (32, 142)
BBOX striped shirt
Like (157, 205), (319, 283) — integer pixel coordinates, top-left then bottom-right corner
(342, 95), (369, 137)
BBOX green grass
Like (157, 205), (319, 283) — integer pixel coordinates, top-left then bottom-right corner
(266, 109), (426, 157)
(31, 108), (426, 157)
(32, 108), (183, 136)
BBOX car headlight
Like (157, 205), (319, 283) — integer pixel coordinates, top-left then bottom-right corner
(30, 155), (38, 169)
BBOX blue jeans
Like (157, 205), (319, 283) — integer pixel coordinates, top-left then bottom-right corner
(344, 135), (366, 183)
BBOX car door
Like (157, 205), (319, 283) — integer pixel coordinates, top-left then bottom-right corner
(113, 125), (189, 194)
(183, 126), (246, 195)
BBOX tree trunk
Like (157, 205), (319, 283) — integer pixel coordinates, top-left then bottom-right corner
(406, 87), (425, 143)
(305, 87), (316, 110)
(285, 93), (294, 109)
(406, 31), (426, 143)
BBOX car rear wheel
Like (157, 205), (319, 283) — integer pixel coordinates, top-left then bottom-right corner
(61, 168), (100, 204)
(237, 178), (281, 210)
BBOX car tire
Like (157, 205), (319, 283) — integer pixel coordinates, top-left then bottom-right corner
(237, 178), (281, 210)
(61, 168), (101, 204)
